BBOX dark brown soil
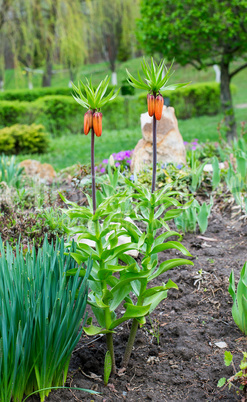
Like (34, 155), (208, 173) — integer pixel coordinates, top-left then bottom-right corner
(25, 200), (247, 402)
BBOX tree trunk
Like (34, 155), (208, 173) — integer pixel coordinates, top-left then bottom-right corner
(42, 51), (52, 87)
(220, 62), (237, 142)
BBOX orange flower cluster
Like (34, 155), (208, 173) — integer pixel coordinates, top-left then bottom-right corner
(84, 110), (102, 137)
(147, 94), (164, 120)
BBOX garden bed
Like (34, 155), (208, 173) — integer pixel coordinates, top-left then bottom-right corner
(17, 194), (246, 401)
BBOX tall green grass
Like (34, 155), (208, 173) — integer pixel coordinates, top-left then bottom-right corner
(0, 238), (91, 402)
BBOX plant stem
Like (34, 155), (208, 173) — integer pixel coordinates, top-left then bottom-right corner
(122, 317), (139, 368)
(106, 333), (116, 374)
(91, 127), (96, 214)
(151, 114), (157, 193)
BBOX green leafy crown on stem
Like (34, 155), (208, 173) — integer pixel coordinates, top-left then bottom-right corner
(72, 76), (120, 110)
(126, 57), (189, 94)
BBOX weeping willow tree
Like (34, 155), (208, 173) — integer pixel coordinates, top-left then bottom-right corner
(10, 0), (87, 87)
(85, 0), (140, 84)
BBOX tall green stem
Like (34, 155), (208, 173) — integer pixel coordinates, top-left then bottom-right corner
(96, 224), (116, 375)
(91, 127), (96, 214)
(122, 204), (154, 368)
(122, 318), (139, 368)
(151, 114), (157, 193)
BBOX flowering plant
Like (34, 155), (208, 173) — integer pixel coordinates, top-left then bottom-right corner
(72, 76), (119, 213)
(96, 150), (134, 174)
(126, 58), (188, 192)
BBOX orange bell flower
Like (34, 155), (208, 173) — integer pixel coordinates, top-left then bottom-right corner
(147, 94), (155, 117)
(84, 110), (93, 135)
(155, 95), (164, 120)
(93, 112), (103, 137)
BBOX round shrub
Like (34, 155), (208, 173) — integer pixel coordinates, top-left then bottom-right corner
(0, 124), (50, 155)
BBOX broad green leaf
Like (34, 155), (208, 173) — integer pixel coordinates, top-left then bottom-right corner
(224, 351), (233, 367)
(149, 258), (194, 281)
(217, 378), (226, 387)
(83, 324), (115, 336)
(109, 303), (151, 329)
(143, 290), (169, 313)
(151, 241), (192, 256)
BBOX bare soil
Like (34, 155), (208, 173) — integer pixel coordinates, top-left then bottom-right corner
(1, 175), (246, 402)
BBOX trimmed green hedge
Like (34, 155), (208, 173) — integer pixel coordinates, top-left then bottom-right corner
(0, 124), (50, 154)
(0, 85), (115, 102)
(0, 82), (235, 135)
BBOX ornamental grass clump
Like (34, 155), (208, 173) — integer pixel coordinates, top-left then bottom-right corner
(126, 58), (188, 192)
(0, 237), (92, 402)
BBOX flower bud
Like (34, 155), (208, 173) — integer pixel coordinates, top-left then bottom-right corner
(93, 112), (103, 137)
(155, 95), (164, 120)
(109, 154), (115, 167)
(147, 94), (155, 117)
(84, 112), (90, 135)
(87, 110), (93, 128)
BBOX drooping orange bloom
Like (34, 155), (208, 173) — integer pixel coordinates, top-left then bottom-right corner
(84, 110), (93, 135)
(93, 112), (103, 137)
(147, 94), (155, 117)
(155, 95), (164, 120)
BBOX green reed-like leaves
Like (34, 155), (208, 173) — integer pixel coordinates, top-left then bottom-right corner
(229, 262), (247, 335)
(0, 237), (91, 402)
(126, 57), (188, 93)
(72, 75), (120, 110)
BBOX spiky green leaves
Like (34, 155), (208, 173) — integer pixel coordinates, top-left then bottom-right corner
(126, 57), (189, 94)
(72, 76), (120, 111)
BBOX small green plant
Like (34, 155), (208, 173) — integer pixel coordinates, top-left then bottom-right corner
(188, 151), (208, 193)
(0, 154), (24, 188)
(211, 156), (221, 190)
(228, 262), (247, 335)
(218, 351), (247, 395)
(174, 198), (213, 234)
(146, 315), (160, 345)
(0, 237), (92, 402)
(38, 207), (70, 236)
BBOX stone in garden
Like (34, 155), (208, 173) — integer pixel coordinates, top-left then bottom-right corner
(20, 159), (56, 182)
(214, 341), (227, 349)
(131, 106), (186, 173)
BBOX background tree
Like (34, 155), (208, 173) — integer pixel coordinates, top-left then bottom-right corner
(86, 0), (140, 85)
(11, 0), (87, 87)
(0, 0), (13, 90)
(138, 0), (247, 141)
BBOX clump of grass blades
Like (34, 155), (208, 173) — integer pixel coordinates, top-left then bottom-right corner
(0, 237), (91, 402)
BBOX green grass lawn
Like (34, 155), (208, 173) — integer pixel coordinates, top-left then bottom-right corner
(16, 107), (247, 171)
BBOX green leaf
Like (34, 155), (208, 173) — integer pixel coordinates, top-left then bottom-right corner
(224, 351), (233, 367)
(104, 351), (112, 385)
(217, 378), (226, 387)
(151, 241), (192, 256)
(83, 324), (115, 336)
(143, 290), (168, 313)
(149, 258), (194, 281)
(109, 303), (151, 329)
